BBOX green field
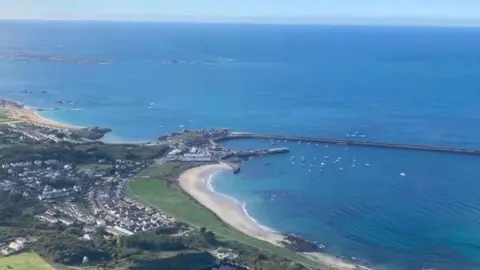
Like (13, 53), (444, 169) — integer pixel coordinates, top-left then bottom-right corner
(0, 253), (54, 270)
(127, 163), (324, 269)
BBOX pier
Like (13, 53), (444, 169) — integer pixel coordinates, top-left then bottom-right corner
(220, 147), (290, 174)
(215, 132), (480, 156)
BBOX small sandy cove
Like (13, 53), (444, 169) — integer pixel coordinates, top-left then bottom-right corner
(1, 101), (77, 129)
(179, 163), (363, 270)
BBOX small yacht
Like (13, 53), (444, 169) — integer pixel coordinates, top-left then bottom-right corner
(366, 163), (371, 166)
(400, 172), (407, 177)
(339, 168), (344, 171)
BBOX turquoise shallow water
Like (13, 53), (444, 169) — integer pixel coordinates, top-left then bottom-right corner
(2, 21), (480, 269)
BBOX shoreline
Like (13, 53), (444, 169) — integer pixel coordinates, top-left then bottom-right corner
(179, 164), (285, 245)
(179, 164), (362, 270)
(1, 99), (80, 129)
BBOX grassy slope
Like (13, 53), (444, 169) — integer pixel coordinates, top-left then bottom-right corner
(0, 107), (12, 123)
(127, 163), (324, 269)
(0, 252), (55, 270)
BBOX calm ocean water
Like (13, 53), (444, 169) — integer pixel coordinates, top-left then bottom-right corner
(2, 21), (480, 269)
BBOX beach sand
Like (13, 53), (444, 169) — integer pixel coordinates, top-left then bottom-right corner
(1, 100), (78, 129)
(179, 163), (285, 245)
(179, 163), (362, 270)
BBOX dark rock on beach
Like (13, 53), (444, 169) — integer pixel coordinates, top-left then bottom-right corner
(70, 126), (112, 140)
(281, 233), (325, 253)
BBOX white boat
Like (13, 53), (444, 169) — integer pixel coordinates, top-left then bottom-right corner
(400, 172), (407, 177)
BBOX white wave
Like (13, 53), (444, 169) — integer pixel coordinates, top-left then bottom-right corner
(241, 201), (279, 234)
(207, 172), (278, 234)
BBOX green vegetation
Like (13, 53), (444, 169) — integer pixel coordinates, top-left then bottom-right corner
(76, 163), (112, 170)
(0, 253), (55, 270)
(0, 142), (169, 163)
(0, 108), (12, 123)
(127, 163), (322, 269)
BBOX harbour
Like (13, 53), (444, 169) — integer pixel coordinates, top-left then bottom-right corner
(215, 132), (480, 156)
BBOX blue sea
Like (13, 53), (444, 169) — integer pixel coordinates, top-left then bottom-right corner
(2, 20), (480, 269)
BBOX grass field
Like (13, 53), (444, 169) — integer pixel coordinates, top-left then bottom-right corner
(127, 163), (323, 269)
(0, 253), (54, 270)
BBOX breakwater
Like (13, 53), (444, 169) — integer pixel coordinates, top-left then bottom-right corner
(215, 132), (480, 156)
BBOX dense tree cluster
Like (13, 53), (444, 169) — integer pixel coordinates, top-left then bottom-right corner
(35, 234), (111, 265)
(0, 142), (169, 163)
(0, 190), (45, 227)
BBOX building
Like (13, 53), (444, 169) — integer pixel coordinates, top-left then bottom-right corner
(15, 238), (27, 245)
(8, 241), (24, 251)
(106, 225), (134, 236)
(58, 218), (74, 226)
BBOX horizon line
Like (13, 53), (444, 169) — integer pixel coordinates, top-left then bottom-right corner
(2, 15), (480, 28)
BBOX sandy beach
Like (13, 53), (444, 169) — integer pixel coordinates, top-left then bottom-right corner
(1, 100), (79, 129)
(179, 163), (285, 245)
(179, 163), (362, 270)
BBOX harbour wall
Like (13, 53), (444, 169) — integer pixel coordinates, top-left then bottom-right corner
(215, 132), (480, 156)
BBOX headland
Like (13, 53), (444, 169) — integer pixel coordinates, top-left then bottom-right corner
(1, 99), (112, 141)
(0, 99), (76, 129)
